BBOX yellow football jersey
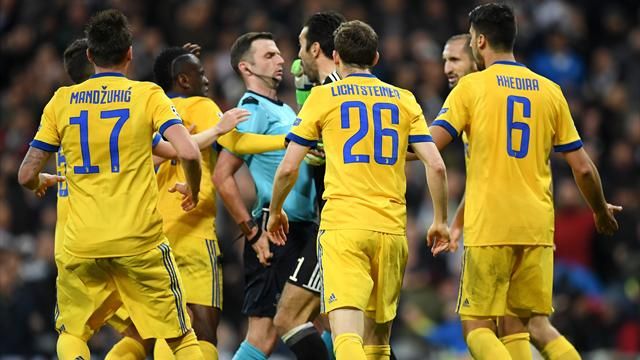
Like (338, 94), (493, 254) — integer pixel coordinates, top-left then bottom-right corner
(32, 72), (182, 257)
(433, 61), (582, 246)
(289, 73), (432, 234)
(156, 96), (218, 239)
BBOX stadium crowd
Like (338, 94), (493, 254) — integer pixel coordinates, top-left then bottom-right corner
(0, 0), (638, 358)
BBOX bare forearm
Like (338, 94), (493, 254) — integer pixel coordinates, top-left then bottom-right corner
(192, 127), (222, 150)
(180, 159), (201, 198)
(426, 165), (448, 224)
(18, 147), (52, 190)
(572, 160), (608, 214)
(270, 166), (298, 213)
(452, 194), (465, 228)
(217, 176), (252, 223)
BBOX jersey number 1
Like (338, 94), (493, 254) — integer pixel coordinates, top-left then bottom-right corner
(341, 101), (399, 165)
(506, 95), (531, 158)
(69, 109), (130, 174)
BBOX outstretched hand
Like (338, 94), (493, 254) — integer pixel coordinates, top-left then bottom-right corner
(216, 108), (251, 135)
(34, 173), (65, 198)
(594, 203), (623, 236)
(168, 182), (199, 211)
(267, 209), (289, 246)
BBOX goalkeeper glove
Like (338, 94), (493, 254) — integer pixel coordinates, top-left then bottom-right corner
(291, 59), (313, 107)
(304, 140), (326, 166)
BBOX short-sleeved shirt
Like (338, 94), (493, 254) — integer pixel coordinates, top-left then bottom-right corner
(433, 61), (582, 246)
(288, 73), (433, 234)
(236, 90), (317, 222)
(31, 72), (182, 257)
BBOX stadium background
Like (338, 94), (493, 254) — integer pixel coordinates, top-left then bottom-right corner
(0, 0), (639, 358)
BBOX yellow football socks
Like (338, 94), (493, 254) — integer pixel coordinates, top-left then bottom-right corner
(500, 332), (532, 360)
(105, 336), (146, 360)
(167, 331), (204, 359)
(364, 344), (391, 360)
(57, 333), (90, 360)
(466, 328), (511, 360)
(154, 339), (174, 360)
(541, 336), (581, 360)
(334, 333), (366, 360)
(199, 340), (219, 360)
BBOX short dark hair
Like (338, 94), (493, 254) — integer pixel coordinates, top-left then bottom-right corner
(153, 47), (191, 92)
(446, 33), (473, 58)
(85, 9), (132, 67)
(304, 11), (346, 58)
(63, 38), (93, 84)
(230, 32), (274, 75)
(468, 3), (516, 52)
(334, 20), (378, 68)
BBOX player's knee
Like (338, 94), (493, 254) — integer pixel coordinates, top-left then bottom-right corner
(192, 320), (217, 345)
(527, 316), (560, 347)
(273, 310), (297, 336)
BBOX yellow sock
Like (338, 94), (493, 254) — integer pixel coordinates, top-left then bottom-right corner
(541, 336), (581, 360)
(334, 333), (366, 360)
(364, 344), (391, 360)
(199, 340), (218, 360)
(466, 328), (511, 360)
(154, 339), (174, 360)
(105, 336), (146, 360)
(57, 333), (90, 360)
(167, 331), (204, 360)
(500, 332), (532, 360)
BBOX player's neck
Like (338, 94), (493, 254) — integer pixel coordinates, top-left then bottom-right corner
(337, 64), (370, 79)
(93, 64), (128, 77)
(317, 57), (336, 82)
(246, 83), (277, 101)
(483, 52), (516, 68)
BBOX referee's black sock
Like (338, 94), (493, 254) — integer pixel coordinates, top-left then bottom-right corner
(282, 322), (329, 360)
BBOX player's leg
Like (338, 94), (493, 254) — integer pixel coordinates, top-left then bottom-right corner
(319, 229), (378, 360)
(189, 304), (221, 359)
(274, 283), (326, 359)
(113, 241), (203, 359)
(527, 315), (581, 359)
(274, 221), (327, 360)
(55, 252), (121, 360)
(498, 315), (531, 360)
(105, 312), (153, 360)
(362, 316), (392, 360)
(457, 246), (513, 359)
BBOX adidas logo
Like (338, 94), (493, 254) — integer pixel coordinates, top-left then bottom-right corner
(328, 293), (337, 304)
(463, 298), (470, 307)
(75, 357), (85, 360)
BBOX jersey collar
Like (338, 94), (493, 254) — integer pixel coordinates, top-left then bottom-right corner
(166, 92), (186, 99)
(89, 72), (126, 79)
(346, 73), (376, 78)
(492, 60), (527, 67)
(247, 90), (283, 106)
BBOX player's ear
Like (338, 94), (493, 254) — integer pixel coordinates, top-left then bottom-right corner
(477, 34), (487, 50)
(311, 42), (321, 58)
(371, 51), (380, 67)
(125, 46), (133, 62)
(333, 50), (340, 66)
(86, 48), (95, 65)
(238, 61), (251, 77)
(176, 73), (190, 90)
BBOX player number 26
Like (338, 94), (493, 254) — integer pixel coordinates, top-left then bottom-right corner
(341, 101), (399, 165)
(506, 95), (531, 159)
(69, 108), (130, 174)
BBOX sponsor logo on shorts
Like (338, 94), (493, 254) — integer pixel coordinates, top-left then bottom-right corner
(328, 293), (337, 304)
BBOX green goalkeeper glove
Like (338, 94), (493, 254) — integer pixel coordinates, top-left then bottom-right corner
(291, 59), (313, 107)
(304, 140), (326, 166)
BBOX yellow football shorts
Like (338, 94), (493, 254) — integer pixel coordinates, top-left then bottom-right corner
(55, 240), (191, 340)
(169, 235), (223, 309)
(318, 229), (408, 323)
(456, 245), (554, 319)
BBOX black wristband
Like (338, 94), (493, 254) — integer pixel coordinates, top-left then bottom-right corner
(246, 225), (262, 245)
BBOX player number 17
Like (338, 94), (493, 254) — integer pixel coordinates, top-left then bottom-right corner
(69, 108), (130, 174)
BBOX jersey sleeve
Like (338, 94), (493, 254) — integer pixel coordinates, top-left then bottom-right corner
(31, 92), (61, 152)
(552, 90), (583, 152)
(217, 131), (285, 154)
(405, 91), (433, 143)
(286, 87), (324, 147)
(148, 85), (183, 136)
(236, 99), (270, 135)
(432, 80), (471, 139)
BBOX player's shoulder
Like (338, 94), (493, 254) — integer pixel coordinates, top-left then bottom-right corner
(131, 80), (164, 93)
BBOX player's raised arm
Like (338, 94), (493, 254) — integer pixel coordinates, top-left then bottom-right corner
(411, 141), (451, 255)
(18, 147), (65, 197)
(562, 148), (621, 235)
